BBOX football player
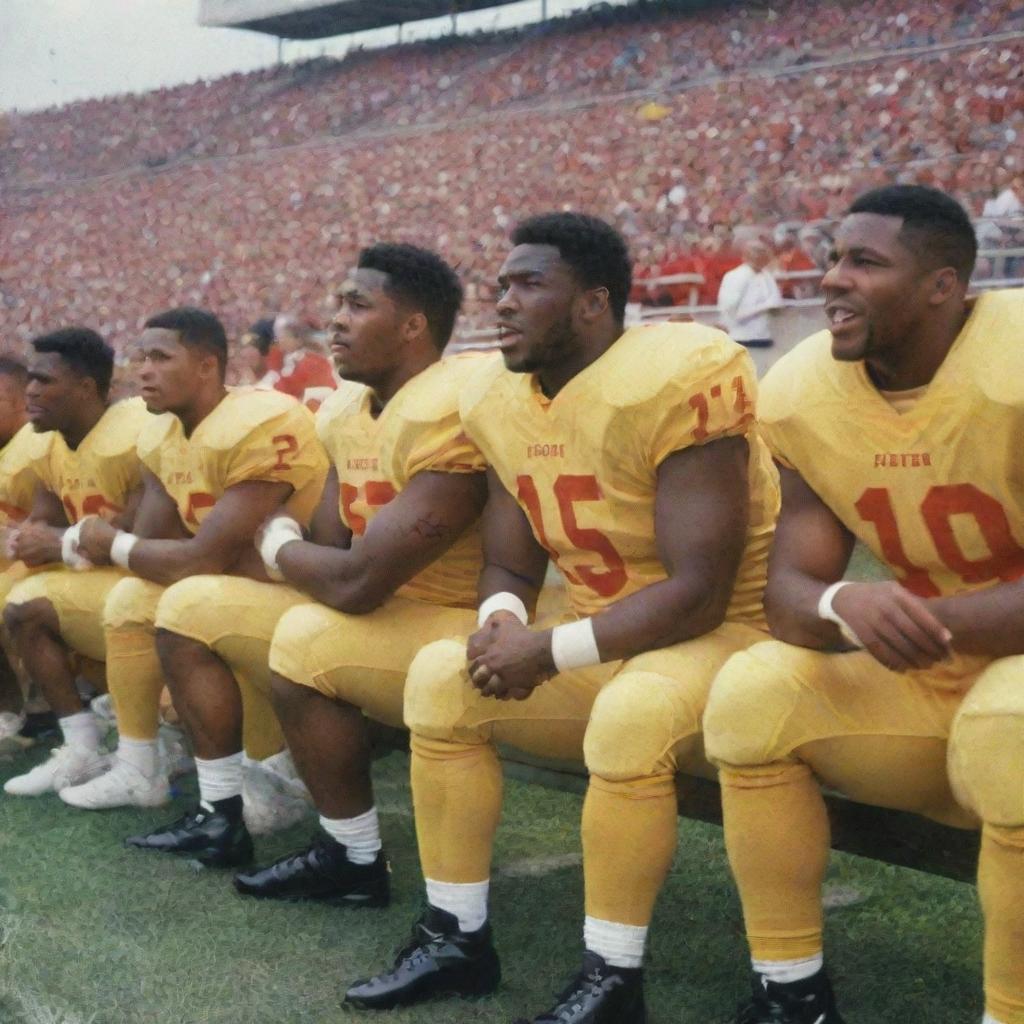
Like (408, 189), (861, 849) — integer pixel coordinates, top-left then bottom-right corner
(57, 307), (327, 818)
(125, 244), (488, 873)
(3, 329), (150, 796)
(345, 213), (779, 1022)
(0, 357), (38, 742)
(703, 185), (1024, 1024)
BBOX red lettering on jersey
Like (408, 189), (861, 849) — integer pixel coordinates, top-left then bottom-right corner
(516, 473), (628, 599)
(526, 444), (565, 459)
(340, 480), (397, 536)
(873, 453), (933, 468)
(271, 434), (298, 472)
(184, 491), (216, 526)
(855, 484), (1024, 594)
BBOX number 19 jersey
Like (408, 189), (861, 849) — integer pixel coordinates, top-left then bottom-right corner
(759, 288), (1024, 599)
(460, 323), (779, 623)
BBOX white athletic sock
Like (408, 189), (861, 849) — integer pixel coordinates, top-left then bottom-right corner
(584, 916), (647, 969)
(425, 878), (489, 933)
(59, 711), (100, 752)
(319, 808), (381, 865)
(752, 953), (824, 985)
(982, 1014), (1005, 1024)
(196, 752), (243, 805)
(117, 736), (159, 776)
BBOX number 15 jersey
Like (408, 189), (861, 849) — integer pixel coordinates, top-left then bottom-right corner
(759, 288), (1024, 599)
(460, 323), (780, 624)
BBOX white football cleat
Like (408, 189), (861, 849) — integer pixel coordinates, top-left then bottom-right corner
(4, 744), (110, 797)
(242, 753), (312, 836)
(58, 757), (169, 810)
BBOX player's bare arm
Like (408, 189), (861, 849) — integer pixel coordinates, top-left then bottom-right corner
(472, 435), (751, 699)
(271, 468), (486, 614)
(78, 477), (293, 585)
(307, 465), (353, 549)
(927, 582), (1024, 658)
(766, 464), (951, 672)
(8, 485), (70, 565)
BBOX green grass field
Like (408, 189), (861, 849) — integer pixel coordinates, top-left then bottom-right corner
(0, 738), (982, 1024)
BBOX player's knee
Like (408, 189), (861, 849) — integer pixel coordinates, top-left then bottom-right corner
(949, 657), (1024, 826)
(704, 642), (802, 768)
(154, 577), (218, 644)
(268, 605), (323, 690)
(103, 576), (163, 632)
(403, 638), (472, 740)
(584, 671), (691, 781)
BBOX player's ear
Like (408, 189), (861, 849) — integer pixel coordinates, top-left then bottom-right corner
(928, 266), (960, 306)
(401, 310), (429, 345)
(578, 286), (610, 323)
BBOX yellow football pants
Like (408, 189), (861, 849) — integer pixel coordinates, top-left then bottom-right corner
(704, 641), (1024, 1023)
(7, 566), (128, 663)
(405, 619), (767, 928)
(154, 575), (310, 760)
(269, 595), (479, 729)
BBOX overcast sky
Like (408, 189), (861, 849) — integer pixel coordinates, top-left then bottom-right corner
(0, 0), (630, 113)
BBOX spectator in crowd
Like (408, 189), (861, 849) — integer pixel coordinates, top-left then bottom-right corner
(717, 239), (784, 348)
(233, 318), (282, 386)
(774, 227), (821, 299)
(271, 315), (336, 399)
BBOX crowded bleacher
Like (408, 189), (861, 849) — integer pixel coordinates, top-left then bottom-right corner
(1, 0), (1022, 357)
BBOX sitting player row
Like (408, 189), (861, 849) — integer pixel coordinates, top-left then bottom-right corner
(0, 188), (1020, 1024)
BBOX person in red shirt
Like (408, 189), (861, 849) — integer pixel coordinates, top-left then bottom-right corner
(271, 315), (336, 399)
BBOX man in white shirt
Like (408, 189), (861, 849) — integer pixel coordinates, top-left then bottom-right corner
(717, 240), (783, 348)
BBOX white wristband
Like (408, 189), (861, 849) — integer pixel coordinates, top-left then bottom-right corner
(817, 581), (864, 648)
(110, 530), (139, 569)
(259, 517), (303, 581)
(61, 522), (91, 569)
(550, 618), (601, 672)
(477, 592), (529, 628)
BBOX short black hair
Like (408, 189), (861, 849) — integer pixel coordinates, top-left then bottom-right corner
(0, 357), (27, 389)
(246, 318), (276, 356)
(32, 327), (114, 398)
(145, 306), (228, 375)
(848, 185), (977, 281)
(358, 243), (463, 350)
(511, 212), (633, 323)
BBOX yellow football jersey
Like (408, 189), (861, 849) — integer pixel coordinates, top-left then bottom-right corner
(460, 323), (779, 622)
(0, 423), (42, 527)
(759, 288), (1024, 599)
(29, 398), (149, 524)
(137, 388), (327, 533)
(316, 354), (487, 608)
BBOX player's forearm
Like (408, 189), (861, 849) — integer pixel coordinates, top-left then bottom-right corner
(930, 583), (1024, 657)
(126, 537), (241, 586)
(477, 563), (543, 619)
(276, 540), (384, 614)
(586, 575), (733, 663)
(764, 569), (845, 650)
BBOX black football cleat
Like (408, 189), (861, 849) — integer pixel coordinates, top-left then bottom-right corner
(124, 801), (254, 868)
(736, 970), (845, 1023)
(233, 833), (389, 906)
(343, 905), (500, 1010)
(513, 951), (646, 1024)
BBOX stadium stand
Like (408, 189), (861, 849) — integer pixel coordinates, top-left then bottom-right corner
(1, 0), (1022, 353)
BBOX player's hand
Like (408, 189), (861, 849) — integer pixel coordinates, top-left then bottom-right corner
(10, 521), (65, 566)
(468, 616), (554, 700)
(831, 581), (953, 672)
(76, 516), (117, 565)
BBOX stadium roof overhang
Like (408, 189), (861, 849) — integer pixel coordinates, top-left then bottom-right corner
(199, 0), (529, 40)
